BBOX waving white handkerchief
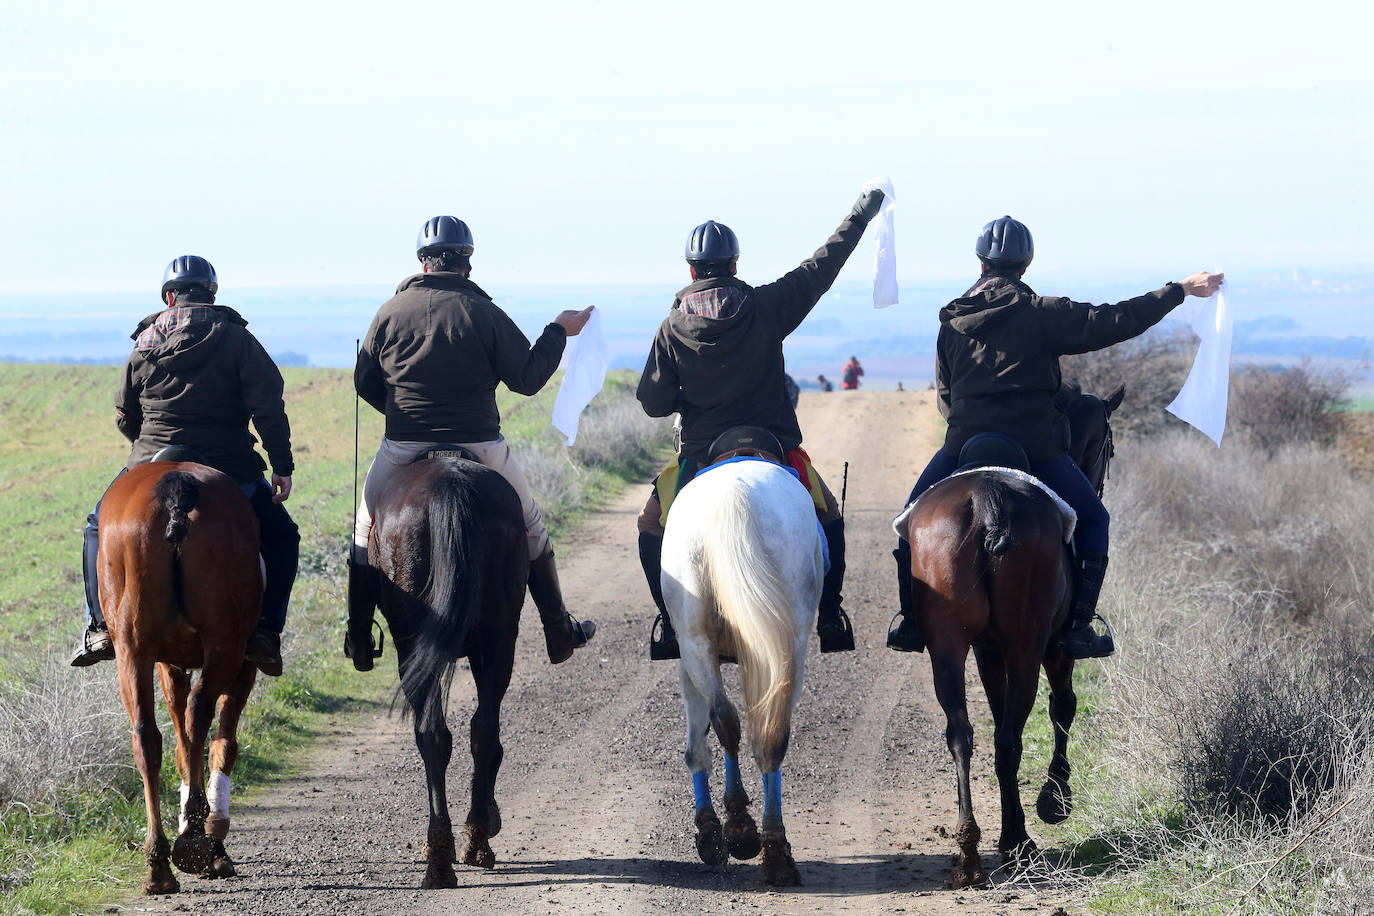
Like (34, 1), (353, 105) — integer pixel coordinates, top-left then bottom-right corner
(862, 177), (898, 308)
(1167, 281), (1233, 446)
(552, 307), (607, 446)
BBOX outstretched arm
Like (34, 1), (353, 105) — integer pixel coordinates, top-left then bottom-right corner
(1039, 272), (1223, 356)
(492, 306), (592, 396)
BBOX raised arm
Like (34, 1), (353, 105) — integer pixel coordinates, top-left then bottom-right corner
(491, 306), (592, 396)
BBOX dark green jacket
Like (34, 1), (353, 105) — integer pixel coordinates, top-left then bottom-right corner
(355, 272), (567, 442)
(637, 211), (871, 463)
(936, 275), (1184, 459)
(117, 304), (294, 484)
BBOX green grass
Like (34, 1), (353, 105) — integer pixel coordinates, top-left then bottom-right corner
(0, 363), (662, 915)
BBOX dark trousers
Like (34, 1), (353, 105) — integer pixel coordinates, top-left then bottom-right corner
(83, 472), (299, 634)
(901, 449), (1109, 557)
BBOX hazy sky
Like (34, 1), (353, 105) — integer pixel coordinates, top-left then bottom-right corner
(3, 0), (1370, 295)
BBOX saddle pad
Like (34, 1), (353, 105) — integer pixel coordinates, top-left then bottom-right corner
(892, 466), (1076, 544)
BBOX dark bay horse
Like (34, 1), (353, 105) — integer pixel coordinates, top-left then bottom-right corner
(368, 455), (528, 888)
(98, 461), (262, 894)
(900, 385), (1122, 888)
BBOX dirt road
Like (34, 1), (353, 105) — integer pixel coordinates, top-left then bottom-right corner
(137, 391), (1070, 915)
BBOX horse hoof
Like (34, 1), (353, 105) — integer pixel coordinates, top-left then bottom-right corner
(694, 809), (728, 867)
(200, 839), (236, 878)
(724, 809), (761, 861)
(421, 862), (459, 889)
(1036, 779), (1073, 824)
(460, 840), (496, 869)
(761, 832), (800, 886)
(950, 863), (988, 889)
(170, 834), (215, 874)
(143, 863), (180, 895)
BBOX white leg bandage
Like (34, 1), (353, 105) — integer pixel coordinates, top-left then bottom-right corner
(208, 771), (231, 820)
(179, 782), (192, 834)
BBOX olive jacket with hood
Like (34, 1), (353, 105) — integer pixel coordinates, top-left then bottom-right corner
(637, 212), (870, 464)
(936, 274), (1185, 460)
(116, 304), (294, 484)
(354, 272), (567, 442)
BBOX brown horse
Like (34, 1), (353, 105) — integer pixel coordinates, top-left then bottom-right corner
(901, 386), (1122, 888)
(98, 461), (262, 894)
(368, 455), (528, 888)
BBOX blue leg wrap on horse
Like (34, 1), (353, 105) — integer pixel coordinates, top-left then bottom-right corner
(762, 771), (782, 823)
(692, 770), (712, 812)
(724, 754), (744, 799)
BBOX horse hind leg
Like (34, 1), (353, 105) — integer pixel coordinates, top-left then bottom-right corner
(992, 656), (1042, 866)
(931, 647), (987, 889)
(678, 643), (728, 869)
(170, 659), (237, 876)
(399, 641), (459, 889)
(711, 693), (760, 861)
(199, 661), (257, 879)
(461, 636), (516, 871)
(1036, 655), (1077, 826)
(118, 653), (178, 895)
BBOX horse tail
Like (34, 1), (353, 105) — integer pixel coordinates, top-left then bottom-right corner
(969, 474), (1014, 557)
(702, 482), (800, 756)
(399, 470), (484, 731)
(153, 471), (199, 544)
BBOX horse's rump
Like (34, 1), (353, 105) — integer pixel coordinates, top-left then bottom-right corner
(372, 458), (527, 728)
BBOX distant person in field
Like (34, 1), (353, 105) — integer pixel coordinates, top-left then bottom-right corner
(817, 374), (834, 392)
(887, 215), (1223, 659)
(841, 356), (864, 389)
(71, 256), (300, 675)
(635, 188), (885, 660)
(895, 381), (905, 392)
(348, 216), (595, 671)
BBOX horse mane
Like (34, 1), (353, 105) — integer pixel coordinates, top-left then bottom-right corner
(397, 464), (485, 730)
(153, 471), (199, 543)
(700, 479), (800, 757)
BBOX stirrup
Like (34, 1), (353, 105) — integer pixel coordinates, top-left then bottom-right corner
(817, 607), (855, 653)
(1057, 614), (1116, 659)
(569, 615), (595, 648)
(885, 611), (926, 653)
(344, 620), (385, 671)
(649, 612), (680, 661)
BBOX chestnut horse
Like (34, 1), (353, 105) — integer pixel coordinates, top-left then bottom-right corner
(99, 461), (261, 894)
(899, 385), (1122, 888)
(367, 455), (528, 888)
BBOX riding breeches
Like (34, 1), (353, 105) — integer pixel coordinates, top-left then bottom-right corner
(901, 449), (1110, 556)
(352, 435), (550, 563)
(83, 471), (300, 634)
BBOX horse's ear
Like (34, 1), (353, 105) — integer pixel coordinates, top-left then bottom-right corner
(1104, 385), (1126, 414)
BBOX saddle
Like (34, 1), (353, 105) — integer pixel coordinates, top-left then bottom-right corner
(152, 445), (209, 464)
(706, 426), (784, 465)
(415, 445), (480, 464)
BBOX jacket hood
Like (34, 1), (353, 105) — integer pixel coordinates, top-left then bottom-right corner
(939, 275), (1037, 337)
(131, 305), (247, 371)
(395, 271), (492, 300)
(665, 277), (756, 356)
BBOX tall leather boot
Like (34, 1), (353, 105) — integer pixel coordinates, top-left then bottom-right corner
(640, 531), (679, 661)
(816, 518), (855, 653)
(1058, 554), (1115, 659)
(528, 548), (595, 664)
(71, 510), (113, 667)
(885, 542), (925, 652)
(344, 558), (384, 672)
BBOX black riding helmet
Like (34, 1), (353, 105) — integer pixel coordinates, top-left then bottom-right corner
(685, 220), (739, 263)
(416, 216), (475, 259)
(975, 215), (1033, 267)
(161, 255), (218, 298)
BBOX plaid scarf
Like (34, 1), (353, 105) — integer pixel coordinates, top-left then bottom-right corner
(135, 306), (219, 352)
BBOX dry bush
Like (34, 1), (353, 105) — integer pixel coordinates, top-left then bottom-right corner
(1228, 360), (1356, 453)
(0, 656), (129, 811)
(569, 392), (672, 475)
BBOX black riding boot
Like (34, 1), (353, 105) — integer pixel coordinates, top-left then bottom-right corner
(71, 507), (114, 667)
(244, 484), (299, 677)
(640, 532), (680, 661)
(1058, 555), (1115, 659)
(344, 558), (384, 672)
(885, 542), (925, 652)
(528, 549), (595, 664)
(816, 518), (855, 653)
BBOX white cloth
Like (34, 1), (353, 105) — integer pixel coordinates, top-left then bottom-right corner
(892, 466), (1077, 544)
(862, 177), (898, 308)
(1166, 282), (1233, 446)
(552, 307), (607, 446)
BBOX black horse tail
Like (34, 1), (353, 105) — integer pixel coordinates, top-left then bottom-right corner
(969, 473), (1015, 557)
(399, 470), (484, 731)
(154, 471), (199, 544)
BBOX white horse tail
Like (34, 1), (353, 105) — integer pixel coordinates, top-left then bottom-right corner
(701, 482), (800, 755)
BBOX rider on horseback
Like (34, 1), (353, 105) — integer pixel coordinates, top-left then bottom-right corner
(636, 189), (885, 660)
(346, 216), (596, 670)
(71, 256), (300, 676)
(887, 216), (1223, 659)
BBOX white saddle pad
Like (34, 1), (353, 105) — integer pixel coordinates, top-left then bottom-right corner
(892, 466), (1077, 544)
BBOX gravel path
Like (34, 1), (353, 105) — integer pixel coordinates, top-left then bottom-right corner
(134, 391), (1074, 916)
